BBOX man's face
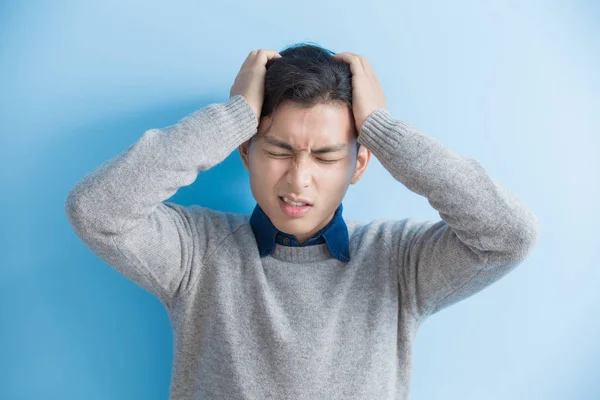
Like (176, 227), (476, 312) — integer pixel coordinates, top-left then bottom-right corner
(238, 101), (371, 244)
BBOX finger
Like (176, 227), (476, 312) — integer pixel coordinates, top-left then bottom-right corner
(333, 52), (366, 76)
(255, 49), (283, 65)
(344, 52), (376, 78)
(357, 55), (377, 78)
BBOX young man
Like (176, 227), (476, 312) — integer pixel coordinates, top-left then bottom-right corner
(65, 43), (539, 399)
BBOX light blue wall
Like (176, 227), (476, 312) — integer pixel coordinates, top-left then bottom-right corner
(1, 0), (598, 399)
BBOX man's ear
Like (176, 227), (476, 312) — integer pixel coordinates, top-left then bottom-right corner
(350, 145), (371, 185)
(238, 138), (251, 170)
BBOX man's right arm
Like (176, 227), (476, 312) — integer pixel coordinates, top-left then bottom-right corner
(64, 95), (258, 308)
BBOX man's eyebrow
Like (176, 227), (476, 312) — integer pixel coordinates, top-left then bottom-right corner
(261, 136), (349, 154)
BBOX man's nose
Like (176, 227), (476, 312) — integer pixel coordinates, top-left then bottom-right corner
(286, 154), (312, 190)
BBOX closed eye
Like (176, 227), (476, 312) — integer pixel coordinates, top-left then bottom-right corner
(265, 152), (339, 164)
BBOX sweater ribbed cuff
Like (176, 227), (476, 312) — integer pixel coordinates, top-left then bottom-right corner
(201, 94), (258, 151)
(357, 109), (415, 156)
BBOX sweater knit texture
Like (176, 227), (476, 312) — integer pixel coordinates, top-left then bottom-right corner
(65, 94), (539, 399)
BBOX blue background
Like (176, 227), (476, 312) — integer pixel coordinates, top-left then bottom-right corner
(1, 0), (598, 399)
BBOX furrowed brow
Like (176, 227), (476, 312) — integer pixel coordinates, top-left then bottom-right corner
(262, 136), (348, 154)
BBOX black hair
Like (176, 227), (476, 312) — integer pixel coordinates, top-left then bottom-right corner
(252, 41), (361, 154)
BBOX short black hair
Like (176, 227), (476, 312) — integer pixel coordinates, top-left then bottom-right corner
(253, 41), (361, 154)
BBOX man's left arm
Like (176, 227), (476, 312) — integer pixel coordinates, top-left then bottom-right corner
(333, 51), (539, 320)
(357, 109), (540, 320)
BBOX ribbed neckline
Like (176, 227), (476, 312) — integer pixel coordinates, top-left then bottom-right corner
(268, 242), (336, 263)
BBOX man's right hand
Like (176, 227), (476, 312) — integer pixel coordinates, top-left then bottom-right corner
(229, 49), (282, 122)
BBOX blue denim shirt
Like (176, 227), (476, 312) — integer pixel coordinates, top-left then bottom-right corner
(249, 202), (350, 262)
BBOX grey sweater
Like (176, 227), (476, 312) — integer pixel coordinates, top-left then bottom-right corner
(64, 94), (539, 400)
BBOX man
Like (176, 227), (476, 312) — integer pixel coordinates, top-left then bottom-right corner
(65, 42), (539, 399)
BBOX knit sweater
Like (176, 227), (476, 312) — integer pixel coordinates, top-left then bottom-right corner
(64, 94), (539, 400)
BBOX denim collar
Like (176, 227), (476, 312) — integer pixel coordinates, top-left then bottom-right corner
(249, 202), (350, 262)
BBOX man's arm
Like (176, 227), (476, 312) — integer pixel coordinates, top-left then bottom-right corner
(357, 109), (539, 320)
(64, 95), (258, 308)
(65, 49), (281, 309)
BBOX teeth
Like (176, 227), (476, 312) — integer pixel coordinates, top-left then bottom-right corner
(282, 197), (308, 207)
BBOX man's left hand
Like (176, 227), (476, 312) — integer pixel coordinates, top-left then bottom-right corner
(332, 52), (387, 133)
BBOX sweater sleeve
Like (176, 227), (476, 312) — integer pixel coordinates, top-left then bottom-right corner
(64, 95), (258, 308)
(357, 109), (540, 320)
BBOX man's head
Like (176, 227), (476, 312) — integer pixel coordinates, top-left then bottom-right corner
(238, 42), (371, 244)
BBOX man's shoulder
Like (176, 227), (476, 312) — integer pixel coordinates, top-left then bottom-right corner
(163, 202), (251, 235)
(346, 217), (437, 243)
(345, 217), (443, 266)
